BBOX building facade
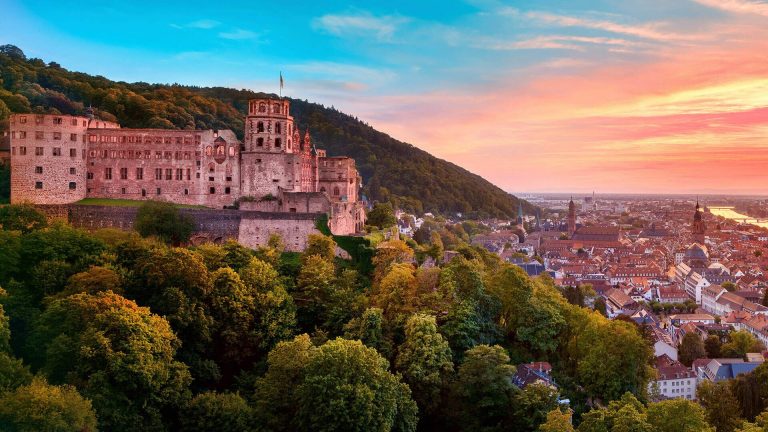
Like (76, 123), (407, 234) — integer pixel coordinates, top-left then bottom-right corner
(8, 99), (366, 235)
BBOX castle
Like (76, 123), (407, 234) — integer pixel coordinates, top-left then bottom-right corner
(8, 98), (367, 243)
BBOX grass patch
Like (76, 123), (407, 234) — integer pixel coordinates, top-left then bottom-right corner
(75, 198), (207, 209)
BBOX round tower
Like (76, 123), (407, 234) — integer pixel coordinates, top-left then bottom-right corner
(244, 98), (295, 153)
(10, 113), (91, 204)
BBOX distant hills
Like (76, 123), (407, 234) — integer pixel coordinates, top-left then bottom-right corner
(0, 44), (531, 218)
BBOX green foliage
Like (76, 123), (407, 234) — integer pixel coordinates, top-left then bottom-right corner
(646, 398), (714, 432)
(453, 344), (517, 431)
(0, 378), (98, 432)
(512, 383), (562, 431)
(540, 409), (575, 432)
(179, 392), (252, 432)
(0, 203), (47, 233)
(134, 200), (195, 244)
(722, 330), (766, 359)
(255, 336), (417, 432)
(303, 233), (336, 262)
(296, 338), (417, 432)
(705, 334), (722, 358)
(395, 313), (453, 413)
(368, 202), (397, 229)
(698, 380), (743, 432)
(679, 332), (706, 366)
(344, 307), (393, 358)
(30, 291), (192, 431)
(0, 166), (10, 203)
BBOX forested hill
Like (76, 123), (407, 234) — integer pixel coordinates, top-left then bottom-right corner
(0, 44), (530, 218)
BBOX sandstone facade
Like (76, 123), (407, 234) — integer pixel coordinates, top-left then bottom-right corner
(9, 99), (366, 235)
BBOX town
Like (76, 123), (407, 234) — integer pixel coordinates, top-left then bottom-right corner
(392, 194), (768, 403)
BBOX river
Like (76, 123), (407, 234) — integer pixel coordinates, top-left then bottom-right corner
(708, 206), (768, 229)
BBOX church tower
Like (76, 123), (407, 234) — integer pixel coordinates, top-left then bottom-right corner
(567, 197), (577, 236)
(692, 199), (706, 244)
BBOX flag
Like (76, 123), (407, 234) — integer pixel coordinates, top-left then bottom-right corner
(280, 72), (284, 90)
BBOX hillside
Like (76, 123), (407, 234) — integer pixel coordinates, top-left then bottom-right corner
(0, 44), (530, 218)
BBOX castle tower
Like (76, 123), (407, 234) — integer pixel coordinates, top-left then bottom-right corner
(692, 199), (706, 244)
(567, 197), (577, 236)
(9, 113), (92, 204)
(240, 98), (301, 198)
(244, 99), (295, 154)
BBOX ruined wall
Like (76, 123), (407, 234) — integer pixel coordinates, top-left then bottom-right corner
(237, 211), (322, 251)
(239, 152), (297, 198)
(318, 156), (360, 203)
(329, 201), (366, 235)
(40, 204), (318, 252)
(9, 114), (95, 204)
(86, 129), (240, 208)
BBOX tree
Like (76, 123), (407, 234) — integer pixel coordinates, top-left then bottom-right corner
(372, 239), (414, 282)
(679, 332), (706, 366)
(367, 202), (397, 229)
(371, 263), (420, 322)
(565, 307), (654, 403)
(453, 344), (517, 431)
(723, 281), (737, 292)
(134, 200), (195, 244)
(344, 307), (392, 357)
(255, 335), (417, 432)
(126, 247), (215, 384)
(0, 203), (48, 233)
(60, 265), (122, 296)
(253, 335), (316, 432)
(179, 392), (252, 432)
(0, 378), (98, 432)
(705, 334), (722, 358)
(646, 399), (714, 432)
(395, 314), (453, 413)
(303, 233), (336, 262)
(698, 380), (743, 432)
(722, 330), (765, 359)
(296, 338), (418, 432)
(540, 409), (574, 432)
(0, 352), (33, 392)
(512, 382), (562, 431)
(0, 231), (20, 284)
(29, 291), (191, 431)
(294, 254), (336, 330)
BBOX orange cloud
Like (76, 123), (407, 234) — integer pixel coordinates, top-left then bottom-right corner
(355, 23), (768, 194)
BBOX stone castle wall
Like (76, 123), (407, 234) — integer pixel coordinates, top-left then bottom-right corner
(43, 204), (322, 251)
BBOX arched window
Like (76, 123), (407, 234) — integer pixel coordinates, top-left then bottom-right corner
(333, 187), (340, 196)
(273, 103), (281, 113)
(275, 138), (281, 148)
(259, 103), (266, 113)
(257, 122), (264, 133)
(288, 139), (291, 150)
(276, 122), (281, 134)
(257, 137), (264, 147)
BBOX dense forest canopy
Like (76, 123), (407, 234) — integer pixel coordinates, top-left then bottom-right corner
(0, 44), (533, 218)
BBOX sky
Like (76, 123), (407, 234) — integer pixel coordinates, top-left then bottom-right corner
(2, 0), (768, 195)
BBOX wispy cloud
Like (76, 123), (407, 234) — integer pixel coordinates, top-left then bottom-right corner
(476, 35), (642, 51)
(287, 61), (397, 85)
(692, 0), (768, 17)
(170, 19), (220, 29)
(312, 12), (410, 41)
(219, 29), (258, 40)
(500, 8), (702, 42)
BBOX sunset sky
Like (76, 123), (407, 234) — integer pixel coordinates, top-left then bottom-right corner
(3, 0), (768, 194)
